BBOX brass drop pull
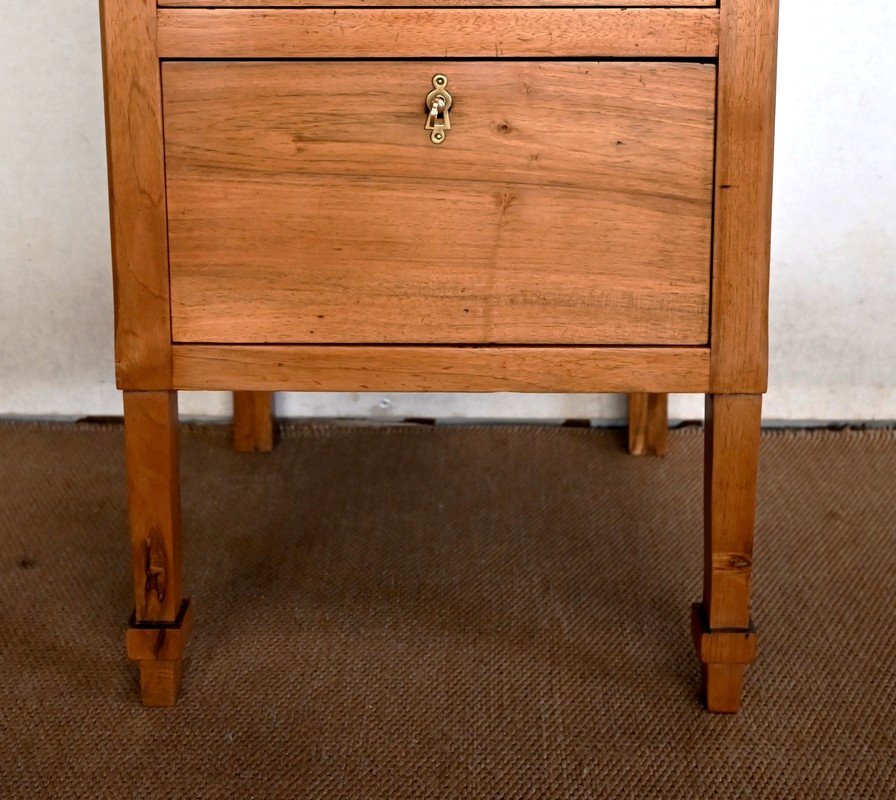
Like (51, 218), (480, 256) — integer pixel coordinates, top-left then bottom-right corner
(425, 74), (452, 144)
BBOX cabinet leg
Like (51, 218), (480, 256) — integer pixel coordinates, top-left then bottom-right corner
(138, 660), (183, 707)
(233, 391), (276, 453)
(123, 391), (190, 707)
(693, 394), (762, 713)
(627, 393), (668, 456)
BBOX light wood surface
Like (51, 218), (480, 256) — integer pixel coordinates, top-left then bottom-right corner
(627, 393), (669, 457)
(99, 0), (170, 388)
(703, 394), (762, 630)
(702, 662), (748, 715)
(162, 0), (712, 6)
(691, 603), (757, 715)
(156, 9), (720, 59)
(164, 61), (715, 346)
(123, 391), (183, 622)
(126, 601), (194, 663)
(698, 393), (762, 713)
(138, 658), (183, 708)
(691, 604), (757, 666)
(710, 0), (779, 393)
(123, 391), (187, 706)
(703, 394), (762, 631)
(172, 346), (710, 394)
(233, 392), (276, 453)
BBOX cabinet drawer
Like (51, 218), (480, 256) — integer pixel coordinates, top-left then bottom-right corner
(164, 61), (715, 345)
(159, 0), (713, 6)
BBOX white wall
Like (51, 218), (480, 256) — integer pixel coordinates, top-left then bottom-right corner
(2, 1), (895, 423)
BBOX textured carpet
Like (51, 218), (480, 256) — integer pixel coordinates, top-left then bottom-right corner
(0, 421), (894, 799)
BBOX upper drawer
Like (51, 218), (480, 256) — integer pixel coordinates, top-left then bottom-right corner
(155, 9), (719, 60)
(164, 61), (715, 346)
(159, 1), (712, 6)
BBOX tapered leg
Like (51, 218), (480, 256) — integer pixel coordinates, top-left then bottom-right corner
(233, 391), (276, 453)
(693, 394), (762, 713)
(123, 391), (191, 706)
(627, 393), (669, 456)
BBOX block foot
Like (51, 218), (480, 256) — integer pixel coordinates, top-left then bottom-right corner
(701, 663), (747, 714)
(691, 603), (756, 714)
(138, 659), (183, 707)
(126, 599), (193, 707)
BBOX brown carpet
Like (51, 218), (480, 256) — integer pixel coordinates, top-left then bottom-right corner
(0, 421), (894, 798)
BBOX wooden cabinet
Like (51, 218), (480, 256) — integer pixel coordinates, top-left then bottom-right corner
(100, 0), (778, 712)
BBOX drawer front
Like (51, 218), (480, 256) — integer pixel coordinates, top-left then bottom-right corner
(164, 61), (715, 345)
(159, 1), (714, 7)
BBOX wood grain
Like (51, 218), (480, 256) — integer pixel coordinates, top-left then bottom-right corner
(233, 391), (276, 453)
(710, 0), (779, 392)
(138, 659), (183, 708)
(164, 61), (715, 346)
(103, 0), (778, 715)
(703, 394), (762, 631)
(691, 604), (757, 666)
(702, 662), (748, 714)
(627, 393), (668, 457)
(126, 600), (194, 663)
(171, 346), (711, 393)
(99, 0), (171, 388)
(123, 391), (183, 622)
(156, 9), (720, 59)
(691, 602), (757, 714)
(161, 0), (712, 6)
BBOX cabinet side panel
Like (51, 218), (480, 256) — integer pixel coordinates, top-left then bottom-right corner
(710, 0), (779, 393)
(100, 0), (172, 388)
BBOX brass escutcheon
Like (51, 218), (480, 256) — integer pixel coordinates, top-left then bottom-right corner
(425, 74), (453, 144)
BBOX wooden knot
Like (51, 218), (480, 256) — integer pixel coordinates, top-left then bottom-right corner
(144, 534), (167, 602)
(713, 552), (752, 573)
